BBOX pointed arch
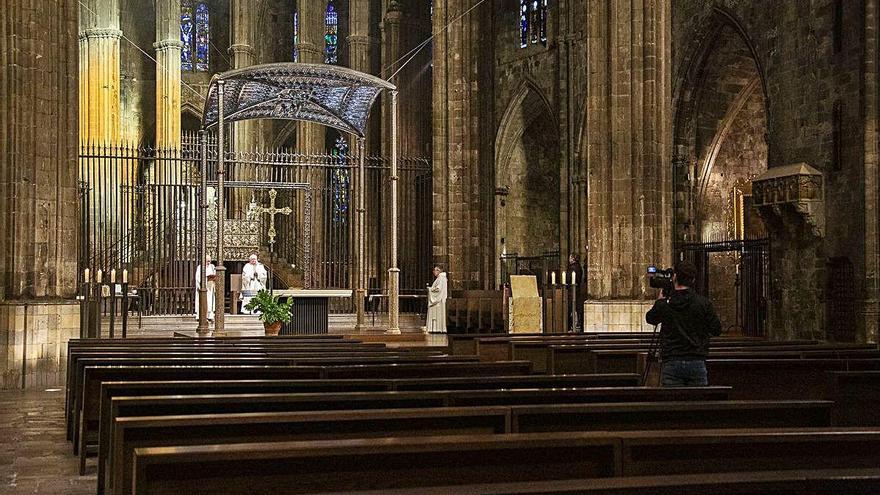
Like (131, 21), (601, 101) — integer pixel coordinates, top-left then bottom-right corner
(495, 78), (558, 169)
(271, 120), (298, 149)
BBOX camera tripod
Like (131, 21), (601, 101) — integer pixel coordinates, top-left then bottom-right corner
(641, 323), (662, 386)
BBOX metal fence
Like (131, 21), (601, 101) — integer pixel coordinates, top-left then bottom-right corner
(78, 133), (433, 315)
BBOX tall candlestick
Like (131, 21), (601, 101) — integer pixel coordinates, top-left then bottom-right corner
(571, 270), (576, 286)
(551, 271), (556, 285)
(110, 269), (116, 283)
(84, 268), (90, 282)
(96, 270), (103, 283)
(122, 269), (128, 284)
(561, 271), (567, 285)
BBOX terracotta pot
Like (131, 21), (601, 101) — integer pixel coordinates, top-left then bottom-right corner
(264, 321), (282, 336)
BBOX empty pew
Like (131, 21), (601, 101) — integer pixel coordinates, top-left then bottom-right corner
(129, 429), (880, 494)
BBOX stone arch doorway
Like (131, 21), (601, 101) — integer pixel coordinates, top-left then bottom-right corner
(495, 83), (561, 284)
(673, 9), (770, 332)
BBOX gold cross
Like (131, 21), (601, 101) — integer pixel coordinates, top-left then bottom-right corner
(254, 189), (292, 249)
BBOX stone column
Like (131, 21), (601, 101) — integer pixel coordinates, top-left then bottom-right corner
(229, 0), (259, 151)
(1, 0), (81, 388)
(296, 0), (325, 155)
(154, 0), (183, 150)
(583, 0), (672, 300)
(78, 0), (121, 144)
(432, 0), (492, 289)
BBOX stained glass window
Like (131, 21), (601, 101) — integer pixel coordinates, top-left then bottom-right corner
(520, 0), (548, 48)
(324, 1), (339, 65)
(181, 1), (209, 72)
(195, 2), (210, 71)
(540, 0), (548, 43)
(330, 134), (349, 224)
(180, 0), (194, 70)
(293, 11), (299, 62)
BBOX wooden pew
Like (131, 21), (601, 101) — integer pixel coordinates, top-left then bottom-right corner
(825, 371), (880, 426)
(70, 353), (473, 448)
(308, 468), (880, 495)
(707, 358), (880, 400)
(129, 429), (880, 494)
(109, 407), (511, 495)
(77, 360), (534, 464)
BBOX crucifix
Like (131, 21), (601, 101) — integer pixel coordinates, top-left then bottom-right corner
(255, 189), (292, 250)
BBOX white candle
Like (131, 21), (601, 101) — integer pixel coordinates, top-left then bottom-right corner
(122, 269), (128, 284)
(571, 270), (576, 286)
(96, 270), (103, 283)
(110, 269), (116, 283)
(551, 271), (556, 285)
(84, 268), (90, 282)
(561, 271), (567, 285)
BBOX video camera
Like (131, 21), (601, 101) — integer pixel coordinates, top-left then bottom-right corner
(647, 266), (674, 295)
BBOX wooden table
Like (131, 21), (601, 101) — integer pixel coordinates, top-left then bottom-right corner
(273, 289), (352, 334)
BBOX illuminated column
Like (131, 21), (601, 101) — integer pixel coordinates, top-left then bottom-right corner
(155, 0), (183, 149)
(78, 0), (121, 144)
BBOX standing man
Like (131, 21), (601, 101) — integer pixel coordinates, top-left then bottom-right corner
(194, 254), (216, 321)
(567, 253), (586, 331)
(426, 265), (448, 334)
(646, 260), (722, 387)
(241, 253), (268, 314)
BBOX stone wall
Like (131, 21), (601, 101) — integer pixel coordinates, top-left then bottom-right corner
(672, 1), (878, 341)
(0, 303), (80, 389)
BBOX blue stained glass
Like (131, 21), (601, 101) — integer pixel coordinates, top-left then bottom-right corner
(195, 2), (209, 71)
(331, 135), (349, 223)
(293, 11), (299, 62)
(324, 1), (339, 65)
(530, 0), (540, 44)
(540, 0), (548, 43)
(520, 1), (528, 48)
(180, 0), (194, 71)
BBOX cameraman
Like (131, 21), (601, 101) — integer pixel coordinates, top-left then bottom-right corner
(646, 260), (721, 387)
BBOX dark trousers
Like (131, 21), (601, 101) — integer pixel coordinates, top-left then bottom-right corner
(660, 359), (708, 387)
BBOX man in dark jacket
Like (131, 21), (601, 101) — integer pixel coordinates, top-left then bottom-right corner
(645, 260), (722, 386)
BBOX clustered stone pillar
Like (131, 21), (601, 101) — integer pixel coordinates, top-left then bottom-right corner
(582, 0), (672, 301)
(295, 0), (325, 155)
(154, 0), (183, 150)
(1, 0), (81, 388)
(431, 0), (490, 290)
(78, 0), (121, 144)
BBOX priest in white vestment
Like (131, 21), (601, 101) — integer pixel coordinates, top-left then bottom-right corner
(241, 253), (268, 314)
(426, 266), (448, 333)
(194, 255), (216, 321)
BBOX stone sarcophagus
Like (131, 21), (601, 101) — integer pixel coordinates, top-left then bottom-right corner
(751, 163), (824, 238)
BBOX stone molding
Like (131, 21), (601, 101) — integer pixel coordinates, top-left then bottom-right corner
(752, 162), (824, 238)
(153, 39), (185, 50)
(228, 43), (255, 57)
(79, 28), (122, 41)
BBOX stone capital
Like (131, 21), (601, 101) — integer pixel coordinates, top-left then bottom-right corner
(227, 43), (255, 56)
(80, 28), (123, 40)
(153, 39), (185, 51)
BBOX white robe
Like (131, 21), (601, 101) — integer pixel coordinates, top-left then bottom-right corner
(241, 262), (268, 314)
(194, 263), (216, 320)
(426, 272), (448, 333)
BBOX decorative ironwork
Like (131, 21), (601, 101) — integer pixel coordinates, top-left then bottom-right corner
(201, 63), (395, 137)
(254, 189), (293, 249)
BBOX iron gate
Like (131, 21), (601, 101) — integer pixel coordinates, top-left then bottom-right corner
(676, 239), (769, 337)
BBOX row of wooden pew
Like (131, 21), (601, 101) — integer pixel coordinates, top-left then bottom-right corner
(62, 332), (880, 494)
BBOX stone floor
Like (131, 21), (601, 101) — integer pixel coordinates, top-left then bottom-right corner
(0, 389), (95, 494)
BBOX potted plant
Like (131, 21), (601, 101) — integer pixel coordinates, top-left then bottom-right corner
(243, 290), (293, 336)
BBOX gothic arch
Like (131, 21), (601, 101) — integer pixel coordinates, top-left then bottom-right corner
(494, 81), (561, 280)
(672, 7), (770, 243)
(271, 120), (298, 149)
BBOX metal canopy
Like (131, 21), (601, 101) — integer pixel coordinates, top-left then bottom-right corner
(201, 63), (395, 137)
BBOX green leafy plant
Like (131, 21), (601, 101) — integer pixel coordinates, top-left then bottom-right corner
(244, 290), (293, 324)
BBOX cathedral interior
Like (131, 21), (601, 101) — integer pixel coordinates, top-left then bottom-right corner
(1, 0), (880, 386)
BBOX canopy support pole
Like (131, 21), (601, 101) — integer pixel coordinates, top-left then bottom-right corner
(387, 90), (400, 335)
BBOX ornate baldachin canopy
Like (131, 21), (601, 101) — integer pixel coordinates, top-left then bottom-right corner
(201, 63), (396, 137)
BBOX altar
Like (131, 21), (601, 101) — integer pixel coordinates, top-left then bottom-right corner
(273, 289), (352, 335)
